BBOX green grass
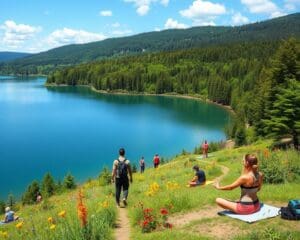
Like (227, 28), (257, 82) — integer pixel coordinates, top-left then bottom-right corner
(0, 140), (299, 239)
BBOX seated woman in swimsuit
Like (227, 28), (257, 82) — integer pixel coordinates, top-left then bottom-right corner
(214, 154), (263, 214)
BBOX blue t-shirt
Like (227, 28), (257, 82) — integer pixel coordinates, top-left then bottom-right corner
(195, 170), (206, 184)
(5, 211), (14, 222)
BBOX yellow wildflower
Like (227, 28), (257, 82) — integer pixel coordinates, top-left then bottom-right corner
(0, 231), (8, 238)
(50, 224), (56, 230)
(102, 200), (109, 208)
(47, 217), (53, 224)
(16, 222), (23, 229)
(58, 210), (66, 218)
(166, 181), (180, 190)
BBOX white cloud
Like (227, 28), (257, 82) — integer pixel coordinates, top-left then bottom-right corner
(154, 27), (161, 31)
(284, 0), (300, 11)
(0, 20), (41, 49)
(180, 0), (226, 18)
(232, 12), (250, 25)
(164, 18), (188, 29)
(100, 10), (112, 17)
(47, 28), (106, 47)
(137, 5), (150, 16)
(241, 0), (288, 18)
(241, 0), (278, 14)
(270, 11), (287, 18)
(124, 0), (169, 16)
(180, 0), (226, 26)
(161, 0), (169, 7)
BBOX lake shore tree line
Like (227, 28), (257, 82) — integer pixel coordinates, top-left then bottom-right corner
(47, 39), (300, 147)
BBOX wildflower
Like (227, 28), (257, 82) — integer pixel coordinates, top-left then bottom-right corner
(0, 231), (8, 238)
(142, 220), (149, 227)
(143, 208), (153, 214)
(58, 210), (66, 218)
(263, 149), (270, 158)
(164, 222), (172, 229)
(160, 208), (168, 215)
(47, 217), (53, 224)
(16, 222), (24, 229)
(77, 189), (88, 227)
(50, 224), (56, 230)
(102, 200), (109, 208)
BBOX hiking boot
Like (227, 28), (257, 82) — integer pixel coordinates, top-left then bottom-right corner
(122, 198), (127, 207)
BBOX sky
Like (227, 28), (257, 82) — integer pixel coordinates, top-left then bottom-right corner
(0, 0), (299, 53)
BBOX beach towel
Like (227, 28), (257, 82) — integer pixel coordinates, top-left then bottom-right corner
(186, 180), (214, 187)
(218, 204), (280, 223)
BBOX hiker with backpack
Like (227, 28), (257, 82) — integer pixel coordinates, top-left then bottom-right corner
(111, 148), (133, 207)
(139, 156), (145, 173)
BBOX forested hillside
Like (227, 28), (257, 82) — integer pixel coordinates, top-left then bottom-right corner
(1, 13), (299, 75)
(47, 38), (300, 146)
(0, 52), (32, 62)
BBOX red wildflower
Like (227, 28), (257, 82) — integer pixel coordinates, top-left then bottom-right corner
(77, 189), (88, 227)
(160, 208), (168, 215)
(143, 220), (149, 227)
(143, 208), (153, 214)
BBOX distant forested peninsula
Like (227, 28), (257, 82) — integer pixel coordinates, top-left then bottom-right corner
(47, 38), (300, 147)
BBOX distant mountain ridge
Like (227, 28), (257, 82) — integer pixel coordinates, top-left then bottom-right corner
(0, 52), (32, 62)
(0, 13), (299, 75)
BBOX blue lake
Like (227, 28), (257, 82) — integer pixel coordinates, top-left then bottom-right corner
(0, 76), (231, 199)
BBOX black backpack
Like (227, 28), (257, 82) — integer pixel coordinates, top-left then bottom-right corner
(117, 159), (128, 178)
(280, 200), (300, 220)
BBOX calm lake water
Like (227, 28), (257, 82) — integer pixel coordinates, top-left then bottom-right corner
(0, 76), (231, 199)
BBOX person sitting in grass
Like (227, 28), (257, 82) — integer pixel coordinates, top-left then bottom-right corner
(214, 154), (263, 214)
(1, 207), (19, 223)
(189, 165), (206, 187)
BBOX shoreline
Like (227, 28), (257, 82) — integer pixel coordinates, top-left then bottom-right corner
(46, 83), (235, 115)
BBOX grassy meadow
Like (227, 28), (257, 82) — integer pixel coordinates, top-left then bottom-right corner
(0, 140), (299, 239)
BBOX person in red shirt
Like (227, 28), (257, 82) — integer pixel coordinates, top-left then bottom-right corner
(202, 140), (209, 158)
(153, 154), (160, 168)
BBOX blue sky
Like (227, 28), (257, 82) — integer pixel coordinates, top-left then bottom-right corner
(0, 0), (299, 53)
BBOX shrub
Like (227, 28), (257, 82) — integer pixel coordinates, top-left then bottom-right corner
(98, 167), (111, 186)
(41, 172), (56, 197)
(0, 200), (5, 214)
(235, 127), (246, 146)
(22, 180), (40, 205)
(259, 149), (300, 184)
(132, 163), (137, 173)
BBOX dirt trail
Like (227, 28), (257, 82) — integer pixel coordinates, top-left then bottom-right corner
(115, 207), (130, 240)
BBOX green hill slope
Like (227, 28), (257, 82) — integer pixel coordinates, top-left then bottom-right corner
(0, 141), (299, 239)
(1, 13), (299, 75)
(0, 52), (32, 63)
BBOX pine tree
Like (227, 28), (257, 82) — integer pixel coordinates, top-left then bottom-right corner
(6, 194), (15, 209)
(0, 200), (5, 214)
(41, 173), (56, 197)
(263, 79), (300, 147)
(63, 173), (76, 189)
(22, 180), (40, 205)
